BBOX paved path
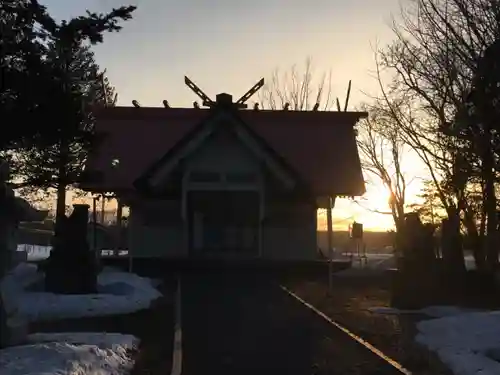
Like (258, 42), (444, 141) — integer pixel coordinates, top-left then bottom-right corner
(181, 270), (402, 375)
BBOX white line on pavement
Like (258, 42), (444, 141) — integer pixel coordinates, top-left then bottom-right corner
(280, 285), (412, 375)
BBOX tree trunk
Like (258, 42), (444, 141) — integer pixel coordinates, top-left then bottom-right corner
(463, 211), (486, 272)
(442, 209), (466, 275)
(56, 182), (67, 221)
(482, 139), (499, 273)
(56, 136), (70, 223)
(484, 206), (498, 272)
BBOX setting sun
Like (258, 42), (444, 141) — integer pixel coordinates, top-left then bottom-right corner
(317, 175), (426, 233)
(362, 183), (393, 212)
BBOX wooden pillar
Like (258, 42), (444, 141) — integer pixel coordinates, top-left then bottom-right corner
(115, 197), (123, 256)
(127, 205), (133, 273)
(92, 196), (98, 254)
(100, 194), (106, 224)
(116, 198), (123, 229)
(258, 180), (264, 258)
(327, 196), (336, 294)
(181, 170), (189, 257)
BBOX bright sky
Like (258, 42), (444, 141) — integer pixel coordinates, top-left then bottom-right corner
(41, 0), (429, 231)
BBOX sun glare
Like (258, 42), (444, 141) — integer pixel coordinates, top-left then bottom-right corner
(363, 183), (392, 211)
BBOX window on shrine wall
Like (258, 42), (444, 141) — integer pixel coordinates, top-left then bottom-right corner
(189, 171), (221, 183)
(224, 172), (257, 184)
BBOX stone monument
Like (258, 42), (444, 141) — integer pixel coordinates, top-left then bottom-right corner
(44, 204), (99, 294)
(392, 213), (438, 309)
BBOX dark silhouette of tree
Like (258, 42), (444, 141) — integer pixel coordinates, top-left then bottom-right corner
(377, 0), (500, 273)
(4, 1), (135, 221)
(0, 0), (52, 149)
(408, 180), (447, 225)
(13, 45), (116, 214)
(460, 38), (500, 271)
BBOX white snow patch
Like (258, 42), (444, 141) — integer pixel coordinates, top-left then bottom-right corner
(0, 332), (138, 375)
(17, 244), (130, 261)
(369, 305), (500, 374)
(18, 244), (51, 261)
(416, 311), (500, 375)
(1, 262), (162, 322)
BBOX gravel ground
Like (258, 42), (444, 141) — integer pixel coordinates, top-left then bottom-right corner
(181, 270), (406, 375)
(282, 271), (454, 375)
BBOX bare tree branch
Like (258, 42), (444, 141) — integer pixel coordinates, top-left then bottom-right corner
(259, 58), (335, 110)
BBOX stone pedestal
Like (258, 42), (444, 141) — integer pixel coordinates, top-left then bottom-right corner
(0, 293), (8, 348)
(0, 158), (42, 348)
(1, 276), (29, 348)
(6, 315), (28, 346)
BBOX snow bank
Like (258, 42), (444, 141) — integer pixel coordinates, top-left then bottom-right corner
(417, 311), (500, 375)
(18, 244), (51, 261)
(18, 244), (130, 261)
(0, 264), (155, 375)
(368, 304), (500, 374)
(0, 332), (138, 375)
(1, 263), (162, 322)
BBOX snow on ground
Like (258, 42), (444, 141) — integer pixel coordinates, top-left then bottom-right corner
(17, 244), (51, 261)
(417, 311), (500, 375)
(17, 244), (129, 261)
(22, 244), (477, 271)
(1, 262), (162, 321)
(0, 264), (158, 375)
(369, 305), (500, 374)
(332, 252), (476, 275)
(0, 332), (138, 375)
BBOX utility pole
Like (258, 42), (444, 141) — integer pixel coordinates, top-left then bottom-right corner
(327, 196), (336, 294)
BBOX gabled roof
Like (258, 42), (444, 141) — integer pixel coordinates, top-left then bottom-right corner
(136, 108), (305, 193)
(82, 106), (367, 197)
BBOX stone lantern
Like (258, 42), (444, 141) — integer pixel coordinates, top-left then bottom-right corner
(1, 158), (48, 348)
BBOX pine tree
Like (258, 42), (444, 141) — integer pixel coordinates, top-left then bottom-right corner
(12, 2), (135, 220)
(0, 0), (51, 149)
(15, 45), (115, 212)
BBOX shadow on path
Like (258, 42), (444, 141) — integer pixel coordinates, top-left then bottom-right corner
(181, 270), (401, 375)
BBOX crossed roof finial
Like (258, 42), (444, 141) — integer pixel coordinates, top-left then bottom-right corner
(184, 76), (264, 110)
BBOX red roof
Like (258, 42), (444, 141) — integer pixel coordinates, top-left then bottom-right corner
(84, 106), (367, 196)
